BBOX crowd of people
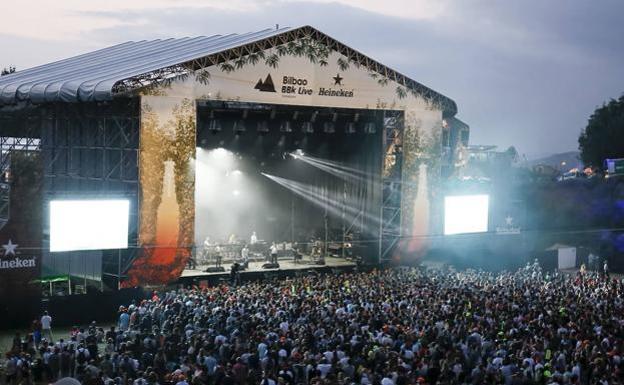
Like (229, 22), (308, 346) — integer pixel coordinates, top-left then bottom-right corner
(3, 263), (624, 385)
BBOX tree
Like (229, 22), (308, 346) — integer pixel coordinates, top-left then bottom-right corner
(578, 95), (624, 168)
(1, 66), (16, 76)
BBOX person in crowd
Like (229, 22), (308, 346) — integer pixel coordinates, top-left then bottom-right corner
(40, 311), (53, 343)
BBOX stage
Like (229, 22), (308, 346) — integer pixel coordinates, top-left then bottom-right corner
(178, 255), (358, 285)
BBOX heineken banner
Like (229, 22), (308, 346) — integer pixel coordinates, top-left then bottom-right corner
(0, 151), (42, 326)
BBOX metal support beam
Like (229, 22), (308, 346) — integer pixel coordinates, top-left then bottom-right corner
(0, 115), (42, 230)
(379, 111), (404, 262)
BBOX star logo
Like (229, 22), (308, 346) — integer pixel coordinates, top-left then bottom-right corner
(505, 216), (514, 226)
(333, 74), (343, 86)
(2, 239), (18, 256)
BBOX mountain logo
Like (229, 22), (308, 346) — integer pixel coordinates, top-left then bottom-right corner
(254, 74), (277, 92)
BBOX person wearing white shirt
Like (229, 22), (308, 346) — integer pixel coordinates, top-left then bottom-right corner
(41, 311), (53, 342)
(258, 342), (268, 359)
(241, 245), (250, 267)
(269, 243), (278, 264)
(317, 360), (332, 378)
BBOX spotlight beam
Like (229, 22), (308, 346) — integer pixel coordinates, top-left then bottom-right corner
(262, 173), (344, 218)
(302, 155), (376, 177)
(290, 153), (382, 184)
(292, 154), (366, 183)
(268, 174), (382, 225)
(261, 173), (382, 230)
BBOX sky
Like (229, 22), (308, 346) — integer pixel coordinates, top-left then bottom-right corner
(1, 0), (622, 158)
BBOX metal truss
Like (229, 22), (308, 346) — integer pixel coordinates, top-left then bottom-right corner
(111, 26), (457, 116)
(379, 111), (404, 262)
(0, 117), (41, 230)
(42, 104), (140, 191)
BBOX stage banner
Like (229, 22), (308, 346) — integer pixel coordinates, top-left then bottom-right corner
(123, 96), (196, 287)
(399, 111), (443, 260)
(0, 151), (43, 326)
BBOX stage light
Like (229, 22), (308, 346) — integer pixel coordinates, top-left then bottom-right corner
(280, 121), (293, 132)
(345, 113), (359, 134)
(444, 195), (489, 235)
(208, 110), (222, 133)
(324, 113), (337, 133)
(364, 122), (377, 134)
(323, 122), (335, 133)
(302, 121), (314, 134)
(232, 120), (246, 134)
(257, 121), (269, 134)
(292, 149), (305, 159)
(232, 190), (240, 196)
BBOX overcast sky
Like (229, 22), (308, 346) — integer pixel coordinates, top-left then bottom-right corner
(1, 0), (622, 158)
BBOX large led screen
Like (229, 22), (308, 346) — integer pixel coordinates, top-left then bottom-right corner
(50, 200), (129, 252)
(444, 195), (489, 235)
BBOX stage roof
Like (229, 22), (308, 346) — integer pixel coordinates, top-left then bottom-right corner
(0, 25), (457, 115)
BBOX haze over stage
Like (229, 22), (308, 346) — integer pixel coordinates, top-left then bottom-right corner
(194, 101), (385, 264)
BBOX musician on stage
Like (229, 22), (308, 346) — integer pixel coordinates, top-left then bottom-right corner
(200, 236), (212, 262)
(241, 244), (250, 269)
(269, 242), (278, 264)
(250, 231), (258, 245)
(214, 244), (222, 267)
(293, 242), (302, 264)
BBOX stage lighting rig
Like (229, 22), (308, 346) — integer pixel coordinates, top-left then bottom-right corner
(233, 110), (248, 135)
(324, 112), (337, 133)
(364, 121), (377, 134)
(208, 110), (222, 134)
(280, 121), (293, 132)
(345, 113), (359, 134)
(302, 121), (314, 134)
(232, 120), (246, 133)
(257, 121), (269, 134)
(323, 122), (335, 133)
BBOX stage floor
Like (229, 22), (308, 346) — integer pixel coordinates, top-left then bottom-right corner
(179, 256), (357, 282)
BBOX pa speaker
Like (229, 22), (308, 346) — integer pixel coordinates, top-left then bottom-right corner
(262, 262), (280, 269)
(204, 266), (226, 273)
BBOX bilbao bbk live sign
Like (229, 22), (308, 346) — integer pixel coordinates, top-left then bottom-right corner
(255, 73), (355, 98)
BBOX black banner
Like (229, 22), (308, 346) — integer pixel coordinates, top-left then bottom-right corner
(0, 151), (42, 328)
